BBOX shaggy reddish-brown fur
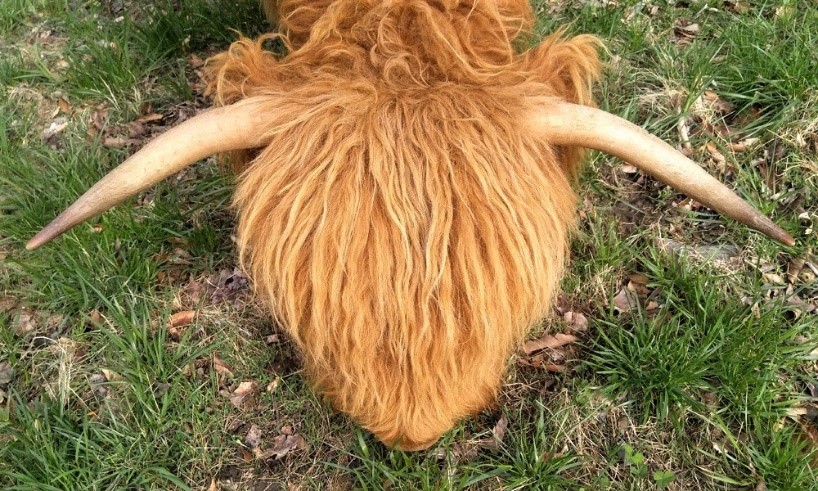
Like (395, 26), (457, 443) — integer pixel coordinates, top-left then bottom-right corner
(206, 0), (601, 450)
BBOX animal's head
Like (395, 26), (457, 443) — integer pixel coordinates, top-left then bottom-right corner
(25, 0), (793, 450)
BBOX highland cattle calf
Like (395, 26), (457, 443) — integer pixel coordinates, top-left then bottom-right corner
(27, 0), (793, 450)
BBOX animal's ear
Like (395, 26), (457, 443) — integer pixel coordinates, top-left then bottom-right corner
(205, 35), (282, 107)
(523, 31), (603, 106)
(204, 35), (285, 171)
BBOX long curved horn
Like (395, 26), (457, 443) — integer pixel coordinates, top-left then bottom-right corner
(26, 99), (272, 250)
(529, 102), (794, 246)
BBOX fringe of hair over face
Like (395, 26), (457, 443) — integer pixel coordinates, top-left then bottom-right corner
(207, 0), (601, 450)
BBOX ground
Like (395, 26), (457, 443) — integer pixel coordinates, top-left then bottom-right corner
(0, 0), (817, 489)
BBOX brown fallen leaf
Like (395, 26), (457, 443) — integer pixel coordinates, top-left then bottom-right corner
(563, 311), (588, 333)
(762, 272), (786, 286)
(210, 268), (250, 305)
(213, 354), (235, 378)
(103, 136), (141, 148)
(15, 313), (37, 335)
(728, 137), (759, 153)
(100, 369), (119, 381)
(522, 333), (578, 356)
(57, 97), (72, 114)
(724, 0), (750, 14)
(627, 274), (650, 297)
(127, 121), (146, 139)
(188, 54), (205, 69)
(260, 434), (308, 460)
(0, 296), (18, 314)
(135, 112), (164, 124)
(704, 141), (726, 169)
(787, 257), (806, 284)
(702, 90), (735, 114)
(0, 361), (14, 386)
(657, 238), (739, 263)
(42, 117), (68, 140)
(675, 21), (701, 39)
(230, 381), (256, 409)
(480, 415), (508, 451)
(245, 424), (263, 455)
(89, 310), (103, 325)
(517, 353), (544, 368)
(169, 310), (196, 328)
(240, 447), (255, 462)
(613, 287), (639, 313)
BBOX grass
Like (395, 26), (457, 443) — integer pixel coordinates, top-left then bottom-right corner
(1, 0), (817, 489)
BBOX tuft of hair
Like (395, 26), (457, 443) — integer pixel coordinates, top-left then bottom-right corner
(206, 0), (601, 449)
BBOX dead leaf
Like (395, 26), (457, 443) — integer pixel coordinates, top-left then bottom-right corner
(135, 112), (164, 124)
(522, 333), (578, 356)
(100, 369), (119, 381)
(89, 310), (103, 325)
(42, 117), (68, 140)
(657, 238), (740, 263)
(0, 361), (14, 386)
(168, 326), (183, 342)
(260, 434), (308, 460)
(705, 141), (726, 169)
(127, 121), (146, 138)
(208, 478), (217, 491)
(517, 353), (544, 368)
(787, 257), (805, 284)
(728, 137), (759, 153)
(703, 90), (734, 114)
(628, 273), (649, 286)
(613, 288), (639, 313)
(627, 274), (650, 296)
(57, 97), (72, 114)
(210, 268), (250, 305)
(480, 415), (508, 451)
(169, 310), (196, 328)
(563, 311), (588, 333)
(213, 354), (235, 378)
(153, 382), (170, 398)
(15, 313), (36, 335)
(103, 136), (140, 148)
(0, 296), (18, 313)
(762, 272), (786, 286)
(188, 54), (205, 69)
(724, 0), (750, 14)
(230, 381), (255, 408)
(245, 424), (263, 453)
(675, 22), (700, 37)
